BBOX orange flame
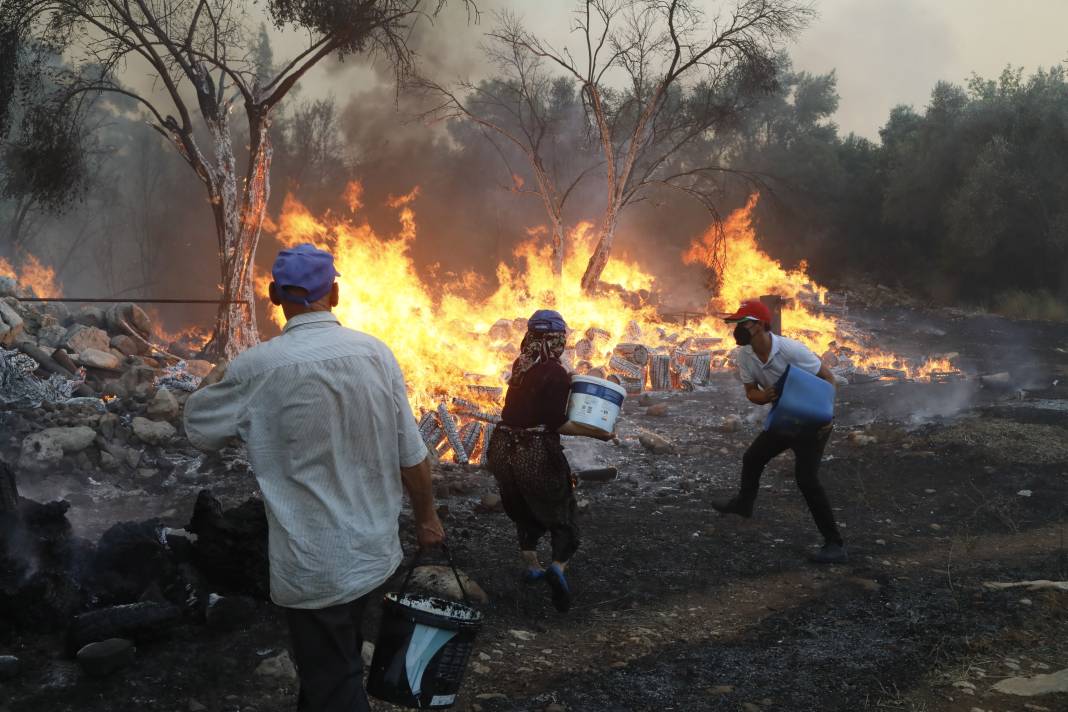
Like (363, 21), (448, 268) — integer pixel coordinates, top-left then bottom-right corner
(0, 254), (60, 298)
(261, 185), (956, 414)
(263, 183), (681, 411)
(685, 194), (956, 379)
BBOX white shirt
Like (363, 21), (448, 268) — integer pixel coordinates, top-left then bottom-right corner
(184, 312), (427, 609)
(734, 333), (823, 391)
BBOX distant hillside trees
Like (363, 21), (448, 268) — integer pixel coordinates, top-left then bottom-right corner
(725, 63), (1068, 314)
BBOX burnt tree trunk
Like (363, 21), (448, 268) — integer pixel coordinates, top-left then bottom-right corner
(201, 106), (273, 361)
(580, 206), (619, 292)
(549, 216), (564, 279)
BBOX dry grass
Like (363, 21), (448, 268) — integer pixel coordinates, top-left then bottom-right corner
(929, 417), (1068, 464)
(994, 290), (1068, 322)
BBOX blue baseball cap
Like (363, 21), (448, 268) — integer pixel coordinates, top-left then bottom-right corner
(271, 243), (340, 305)
(528, 309), (567, 333)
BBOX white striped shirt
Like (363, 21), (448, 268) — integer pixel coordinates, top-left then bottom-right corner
(734, 333), (823, 390)
(184, 311), (427, 609)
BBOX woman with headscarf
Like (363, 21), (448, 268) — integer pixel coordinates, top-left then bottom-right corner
(486, 309), (611, 613)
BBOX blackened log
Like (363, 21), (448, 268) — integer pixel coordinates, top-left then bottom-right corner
(51, 348), (79, 374)
(86, 520), (181, 608)
(1, 495), (88, 632)
(67, 601), (181, 656)
(186, 490), (269, 599)
(15, 341), (75, 378)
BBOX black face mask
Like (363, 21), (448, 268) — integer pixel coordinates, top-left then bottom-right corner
(733, 322), (753, 346)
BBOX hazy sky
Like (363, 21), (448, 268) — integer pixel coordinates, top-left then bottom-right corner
(310, 0), (1068, 141)
(789, 0), (1068, 137)
(126, 0), (1068, 143)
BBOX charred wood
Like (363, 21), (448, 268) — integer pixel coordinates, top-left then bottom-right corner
(186, 490), (268, 600)
(67, 601), (182, 656)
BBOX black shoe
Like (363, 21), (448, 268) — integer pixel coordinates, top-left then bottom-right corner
(544, 564), (572, 613)
(809, 543), (848, 564)
(711, 497), (753, 518)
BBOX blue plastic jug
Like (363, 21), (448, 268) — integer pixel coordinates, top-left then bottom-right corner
(764, 364), (835, 435)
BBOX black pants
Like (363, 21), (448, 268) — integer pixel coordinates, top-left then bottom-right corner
(738, 426), (843, 546)
(284, 594), (372, 712)
(487, 427), (580, 563)
(497, 470), (580, 562)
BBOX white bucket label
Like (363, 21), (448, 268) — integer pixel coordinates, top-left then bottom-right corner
(406, 624), (457, 697)
(431, 694), (457, 706)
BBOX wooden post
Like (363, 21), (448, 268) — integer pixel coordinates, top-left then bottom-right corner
(760, 295), (784, 335)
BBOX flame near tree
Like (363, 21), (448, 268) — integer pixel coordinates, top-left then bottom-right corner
(6, 0), (469, 361)
(264, 184), (954, 411)
(0, 254), (59, 298)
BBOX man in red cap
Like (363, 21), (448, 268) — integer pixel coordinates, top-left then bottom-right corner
(713, 298), (847, 564)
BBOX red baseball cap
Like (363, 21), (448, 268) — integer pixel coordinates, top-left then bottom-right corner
(723, 299), (772, 324)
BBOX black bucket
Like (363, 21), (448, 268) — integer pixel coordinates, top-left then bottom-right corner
(367, 546), (483, 709)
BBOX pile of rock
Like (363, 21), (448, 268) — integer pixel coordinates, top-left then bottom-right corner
(0, 289), (213, 402)
(0, 286), (218, 481)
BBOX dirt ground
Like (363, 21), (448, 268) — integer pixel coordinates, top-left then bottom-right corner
(2, 307), (1067, 712)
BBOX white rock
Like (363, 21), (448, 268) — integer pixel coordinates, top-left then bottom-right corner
(638, 431), (674, 454)
(255, 651), (297, 683)
(72, 306), (106, 329)
(132, 416), (176, 445)
(361, 641), (375, 668)
(79, 348), (121, 370)
(1017, 489), (1033, 497)
(147, 388), (180, 421)
(106, 302), (152, 337)
(0, 276), (18, 298)
(0, 300), (24, 346)
(992, 668), (1068, 696)
(37, 324), (68, 348)
(18, 433), (64, 471)
(407, 565), (489, 604)
(64, 324), (110, 353)
(18, 426), (98, 472)
(509, 629), (536, 642)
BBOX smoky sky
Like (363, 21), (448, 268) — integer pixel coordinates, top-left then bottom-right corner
(18, 0), (1068, 335)
(293, 0), (1068, 139)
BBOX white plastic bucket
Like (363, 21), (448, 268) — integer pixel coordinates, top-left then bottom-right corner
(566, 375), (627, 435)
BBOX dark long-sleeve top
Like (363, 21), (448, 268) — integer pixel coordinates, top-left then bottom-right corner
(500, 361), (571, 430)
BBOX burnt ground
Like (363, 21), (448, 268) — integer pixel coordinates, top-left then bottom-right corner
(3, 307), (1068, 712)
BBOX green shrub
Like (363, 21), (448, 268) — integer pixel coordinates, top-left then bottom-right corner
(993, 290), (1068, 322)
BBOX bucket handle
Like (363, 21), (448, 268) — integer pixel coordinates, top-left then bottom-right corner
(399, 542), (472, 605)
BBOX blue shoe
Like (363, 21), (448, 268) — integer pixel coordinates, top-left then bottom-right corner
(544, 564), (571, 612)
(521, 568), (545, 584)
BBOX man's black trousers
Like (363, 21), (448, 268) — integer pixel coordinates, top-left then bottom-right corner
(285, 593), (372, 712)
(738, 425), (843, 545)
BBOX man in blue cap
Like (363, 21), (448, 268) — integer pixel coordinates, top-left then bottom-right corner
(185, 242), (444, 712)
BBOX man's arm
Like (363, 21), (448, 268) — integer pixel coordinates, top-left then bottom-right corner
(184, 363), (243, 451)
(400, 456), (445, 548)
(816, 362), (838, 390)
(744, 381), (776, 405)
